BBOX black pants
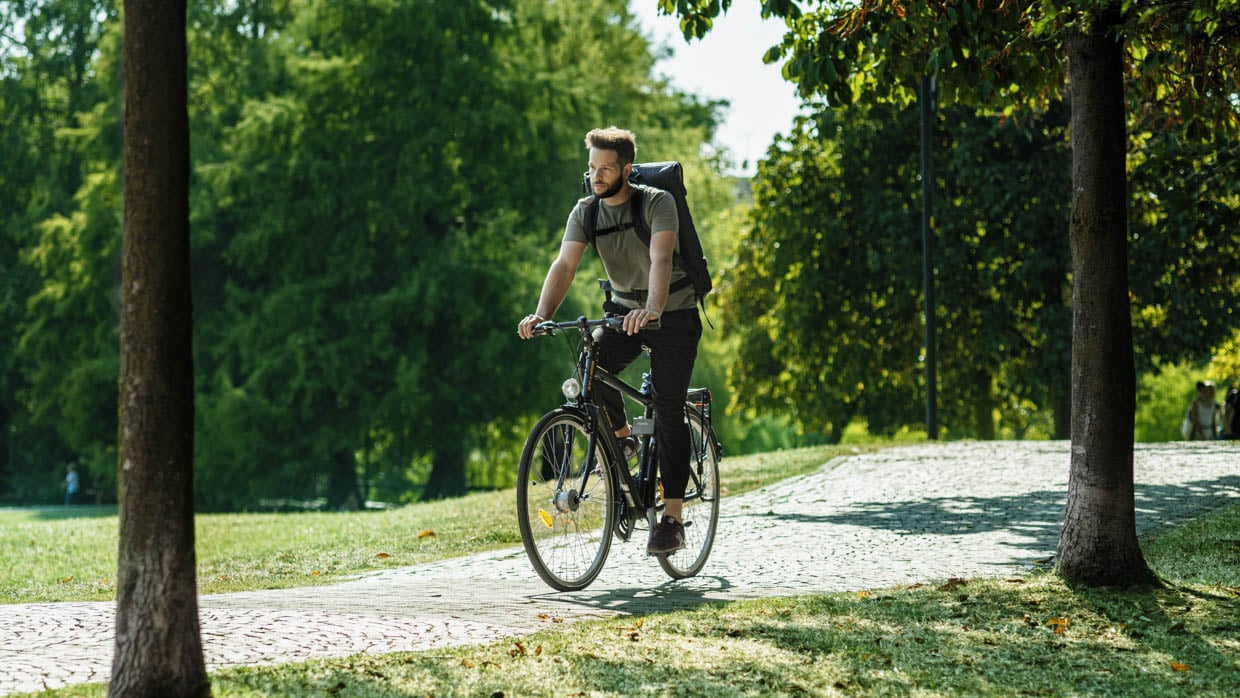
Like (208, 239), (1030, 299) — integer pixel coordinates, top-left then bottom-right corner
(595, 308), (702, 499)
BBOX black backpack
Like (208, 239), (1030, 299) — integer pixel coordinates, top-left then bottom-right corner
(581, 161), (713, 308)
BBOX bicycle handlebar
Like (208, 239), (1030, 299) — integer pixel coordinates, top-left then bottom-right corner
(532, 315), (624, 337)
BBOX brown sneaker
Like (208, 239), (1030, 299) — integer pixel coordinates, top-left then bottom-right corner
(646, 515), (685, 556)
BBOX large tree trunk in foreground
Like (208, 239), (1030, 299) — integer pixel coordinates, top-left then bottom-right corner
(110, 1), (209, 695)
(1055, 6), (1152, 588)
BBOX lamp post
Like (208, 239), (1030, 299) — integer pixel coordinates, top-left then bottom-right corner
(920, 75), (938, 440)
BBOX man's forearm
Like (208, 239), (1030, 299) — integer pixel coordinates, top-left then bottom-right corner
(645, 254), (672, 316)
(535, 262), (575, 319)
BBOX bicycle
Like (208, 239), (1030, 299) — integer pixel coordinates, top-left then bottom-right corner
(517, 315), (723, 591)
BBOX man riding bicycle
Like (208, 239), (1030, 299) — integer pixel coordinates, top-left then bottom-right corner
(517, 127), (703, 556)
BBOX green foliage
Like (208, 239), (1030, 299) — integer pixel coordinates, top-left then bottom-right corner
(1129, 138), (1240, 370)
(676, 0), (1239, 443)
(672, 1), (1239, 139)
(727, 102), (1074, 441)
(3, 1), (121, 500)
(1, 0), (739, 508)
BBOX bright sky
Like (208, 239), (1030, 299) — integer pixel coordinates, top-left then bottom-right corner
(630, 1), (806, 176)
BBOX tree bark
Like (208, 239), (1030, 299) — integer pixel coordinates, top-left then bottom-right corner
(111, 1), (208, 696)
(327, 449), (363, 511)
(974, 370), (995, 440)
(1055, 7), (1152, 587)
(425, 442), (468, 499)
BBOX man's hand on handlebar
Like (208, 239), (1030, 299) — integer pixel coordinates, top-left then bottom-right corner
(623, 308), (660, 336)
(517, 313), (546, 340)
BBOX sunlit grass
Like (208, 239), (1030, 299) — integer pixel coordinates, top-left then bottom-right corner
(0, 443), (863, 604)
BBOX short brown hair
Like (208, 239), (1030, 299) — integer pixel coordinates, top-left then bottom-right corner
(585, 127), (637, 166)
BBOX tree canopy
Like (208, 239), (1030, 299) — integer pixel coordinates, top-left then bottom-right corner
(2, 0), (733, 507)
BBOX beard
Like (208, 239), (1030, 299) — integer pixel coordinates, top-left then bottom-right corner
(593, 175), (625, 199)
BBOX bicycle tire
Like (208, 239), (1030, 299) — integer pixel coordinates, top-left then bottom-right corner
(658, 406), (720, 579)
(517, 408), (617, 591)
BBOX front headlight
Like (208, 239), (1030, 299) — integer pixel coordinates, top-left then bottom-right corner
(561, 378), (582, 400)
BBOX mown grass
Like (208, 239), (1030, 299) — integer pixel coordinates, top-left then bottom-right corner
(24, 501), (1240, 697)
(0, 443), (864, 604)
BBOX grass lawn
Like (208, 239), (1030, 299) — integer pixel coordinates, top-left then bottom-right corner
(8, 443), (1239, 697)
(1, 443), (867, 604)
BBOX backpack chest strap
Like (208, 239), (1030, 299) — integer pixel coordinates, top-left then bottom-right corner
(586, 189), (649, 243)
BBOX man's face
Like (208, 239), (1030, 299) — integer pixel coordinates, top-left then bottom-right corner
(588, 148), (629, 199)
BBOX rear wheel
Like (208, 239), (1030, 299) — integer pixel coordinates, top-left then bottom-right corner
(517, 409), (616, 591)
(658, 407), (720, 578)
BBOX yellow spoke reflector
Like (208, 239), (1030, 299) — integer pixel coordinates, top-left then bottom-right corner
(538, 509), (554, 528)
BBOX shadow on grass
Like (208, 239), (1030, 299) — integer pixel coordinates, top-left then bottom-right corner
(24, 505), (119, 521)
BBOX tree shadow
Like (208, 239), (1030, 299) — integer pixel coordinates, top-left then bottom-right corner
(754, 475), (1240, 557)
(25, 504), (119, 520)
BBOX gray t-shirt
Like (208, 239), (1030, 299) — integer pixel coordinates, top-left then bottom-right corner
(564, 184), (696, 312)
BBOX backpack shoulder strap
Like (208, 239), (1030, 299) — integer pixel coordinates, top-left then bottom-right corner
(584, 196), (599, 244)
(628, 188), (650, 245)
(585, 194), (637, 242)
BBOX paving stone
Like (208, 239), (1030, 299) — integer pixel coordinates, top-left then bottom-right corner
(1, 441), (1236, 695)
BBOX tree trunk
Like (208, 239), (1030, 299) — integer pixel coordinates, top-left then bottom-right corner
(974, 370), (995, 440)
(425, 438), (468, 498)
(326, 449), (362, 511)
(1055, 7), (1152, 588)
(111, 2), (209, 696)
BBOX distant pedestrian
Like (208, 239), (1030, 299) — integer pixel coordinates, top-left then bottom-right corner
(1223, 386), (1240, 440)
(1181, 380), (1221, 440)
(64, 463), (80, 506)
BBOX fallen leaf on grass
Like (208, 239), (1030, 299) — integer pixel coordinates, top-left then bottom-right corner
(59, 576), (73, 584)
(460, 659), (475, 668)
(375, 552), (392, 559)
(1170, 662), (1190, 672)
(938, 578), (967, 592)
(1045, 616), (1070, 635)
(856, 590), (871, 600)
(311, 570), (321, 576)
(510, 641), (528, 657)
(416, 529), (435, 539)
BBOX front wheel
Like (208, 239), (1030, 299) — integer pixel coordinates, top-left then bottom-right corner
(658, 406), (720, 579)
(517, 409), (617, 591)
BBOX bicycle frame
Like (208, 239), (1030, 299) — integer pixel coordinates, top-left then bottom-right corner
(563, 320), (660, 523)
